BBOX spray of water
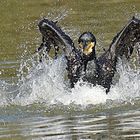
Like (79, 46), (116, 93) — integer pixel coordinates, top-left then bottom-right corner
(0, 11), (140, 108)
(0, 49), (140, 108)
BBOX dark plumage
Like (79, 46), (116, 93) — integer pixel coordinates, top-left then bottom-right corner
(37, 16), (140, 93)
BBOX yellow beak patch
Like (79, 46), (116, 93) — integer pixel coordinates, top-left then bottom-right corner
(80, 42), (95, 55)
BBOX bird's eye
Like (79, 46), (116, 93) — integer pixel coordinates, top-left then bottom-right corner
(86, 41), (91, 45)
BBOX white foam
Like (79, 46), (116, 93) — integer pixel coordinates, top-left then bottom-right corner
(0, 56), (140, 107)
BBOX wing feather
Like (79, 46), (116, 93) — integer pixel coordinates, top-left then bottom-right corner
(109, 16), (140, 60)
(38, 18), (76, 56)
(38, 18), (83, 87)
(94, 16), (140, 93)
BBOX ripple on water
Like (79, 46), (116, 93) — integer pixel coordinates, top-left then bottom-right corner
(0, 49), (140, 139)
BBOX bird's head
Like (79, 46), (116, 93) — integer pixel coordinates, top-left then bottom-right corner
(78, 32), (96, 59)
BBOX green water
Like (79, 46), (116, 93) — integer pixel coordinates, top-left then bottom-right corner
(0, 0), (140, 140)
(0, 0), (140, 78)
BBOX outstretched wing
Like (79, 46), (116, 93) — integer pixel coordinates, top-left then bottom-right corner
(109, 16), (140, 61)
(37, 18), (83, 87)
(94, 16), (140, 93)
(37, 18), (76, 57)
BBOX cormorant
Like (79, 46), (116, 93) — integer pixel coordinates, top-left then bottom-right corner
(36, 16), (140, 93)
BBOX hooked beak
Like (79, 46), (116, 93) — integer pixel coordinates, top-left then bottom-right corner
(81, 42), (95, 56)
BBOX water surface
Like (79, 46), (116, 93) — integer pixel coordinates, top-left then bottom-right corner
(0, 0), (140, 139)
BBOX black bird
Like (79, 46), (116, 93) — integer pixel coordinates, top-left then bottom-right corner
(37, 16), (140, 93)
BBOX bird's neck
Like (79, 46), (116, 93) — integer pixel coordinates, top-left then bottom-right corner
(82, 50), (97, 72)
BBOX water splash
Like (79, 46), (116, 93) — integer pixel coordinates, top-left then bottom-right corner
(1, 14), (140, 107)
(109, 60), (140, 102)
(0, 51), (140, 108)
(40, 8), (70, 23)
(13, 55), (68, 106)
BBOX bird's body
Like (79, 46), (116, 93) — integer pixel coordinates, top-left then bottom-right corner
(37, 16), (140, 93)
